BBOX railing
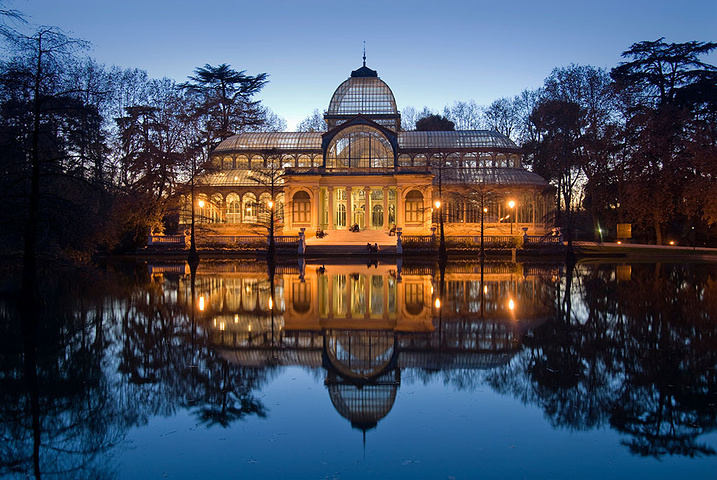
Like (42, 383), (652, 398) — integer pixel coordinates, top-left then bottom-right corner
(148, 235), (185, 246)
(401, 234), (563, 250)
(147, 235), (300, 249)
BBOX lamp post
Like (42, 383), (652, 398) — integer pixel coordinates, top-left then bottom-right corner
(435, 199), (446, 259)
(508, 200), (515, 235)
(268, 199), (275, 258)
(480, 206), (487, 259)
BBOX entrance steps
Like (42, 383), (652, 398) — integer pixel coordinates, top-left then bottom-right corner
(304, 229), (397, 255)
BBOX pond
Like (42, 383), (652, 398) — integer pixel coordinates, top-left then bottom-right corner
(1, 258), (716, 479)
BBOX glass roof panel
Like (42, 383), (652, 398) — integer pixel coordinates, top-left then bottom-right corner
(214, 132), (322, 152)
(399, 131), (519, 150)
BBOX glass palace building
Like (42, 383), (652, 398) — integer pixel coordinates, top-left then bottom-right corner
(186, 63), (552, 237)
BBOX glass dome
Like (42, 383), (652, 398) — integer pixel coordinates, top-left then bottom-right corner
(326, 66), (400, 131)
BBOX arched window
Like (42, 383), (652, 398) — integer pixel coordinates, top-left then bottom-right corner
(210, 193), (223, 223)
(398, 154), (411, 167)
(405, 190), (423, 223)
(259, 192), (273, 224)
(236, 155), (249, 168)
(293, 190), (311, 224)
(413, 154), (428, 166)
(276, 193), (285, 223)
(226, 193), (241, 224)
(326, 125), (393, 169)
(196, 194), (209, 224)
(242, 193), (257, 223)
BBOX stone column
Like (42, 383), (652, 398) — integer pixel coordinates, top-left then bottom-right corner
(364, 186), (371, 229)
(382, 187), (389, 229)
(311, 187), (320, 230)
(328, 186), (335, 230)
(285, 187), (293, 232)
(346, 186), (353, 229)
(396, 186), (404, 228)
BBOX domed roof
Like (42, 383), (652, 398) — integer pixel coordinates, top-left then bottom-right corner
(327, 68), (398, 118)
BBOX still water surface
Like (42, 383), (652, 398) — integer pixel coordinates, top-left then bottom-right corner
(2, 259), (716, 479)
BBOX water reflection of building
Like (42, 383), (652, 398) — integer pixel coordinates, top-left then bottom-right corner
(153, 261), (558, 432)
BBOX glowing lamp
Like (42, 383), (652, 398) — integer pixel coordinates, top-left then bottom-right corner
(197, 199), (205, 208)
(434, 200), (441, 209)
(435, 298), (441, 309)
(508, 200), (515, 209)
(508, 299), (515, 311)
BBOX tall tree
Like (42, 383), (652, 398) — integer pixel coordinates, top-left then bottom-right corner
(182, 63), (268, 150)
(297, 108), (327, 132)
(611, 39), (717, 243)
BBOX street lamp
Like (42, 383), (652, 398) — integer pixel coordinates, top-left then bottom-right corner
(480, 206), (487, 259)
(435, 199), (446, 258)
(508, 200), (515, 235)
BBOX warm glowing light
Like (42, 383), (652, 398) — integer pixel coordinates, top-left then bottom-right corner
(430, 285), (434, 294)
(435, 298), (441, 309)
(617, 241), (622, 245)
(268, 297), (273, 310)
(508, 299), (515, 311)
(508, 200), (515, 209)
(248, 324), (252, 332)
(268, 200), (274, 209)
(197, 199), (205, 208)
(434, 200), (441, 209)
(198, 296), (205, 311)
(669, 241), (675, 245)
(483, 207), (488, 213)
(483, 285), (488, 294)
(234, 314), (239, 324)
(219, 322), (225, 331)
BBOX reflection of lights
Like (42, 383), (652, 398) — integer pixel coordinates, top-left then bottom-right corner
(269, 297), (273, 310)
(430, 285), (434, 294)
(234, 314), (239, 324)
(197, 199), (205, 208)
(248, 324), (252, 332)
(219, 322), (225, 331)
(435, 298), (441, 309)
(508, 299), (515, 311)
(213, 318), (216, 327)
(198, 296), (205, 311)
(483, 285), (488, 294)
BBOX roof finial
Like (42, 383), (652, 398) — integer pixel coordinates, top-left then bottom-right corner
(363, 41), (366, 67)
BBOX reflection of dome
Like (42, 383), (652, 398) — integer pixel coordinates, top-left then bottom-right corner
(327, 370), (399, 431)
(325, 330), (397, 379)
(326, 65), (400, 131)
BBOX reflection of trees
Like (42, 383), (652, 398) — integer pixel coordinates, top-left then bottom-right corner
(489, 263), (717, 457)
(0, 263), (269, 479)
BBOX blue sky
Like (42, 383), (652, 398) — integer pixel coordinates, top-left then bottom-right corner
(11, 0), (717, 129)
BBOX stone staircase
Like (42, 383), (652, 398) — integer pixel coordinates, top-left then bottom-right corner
(304, 229), (397, 255)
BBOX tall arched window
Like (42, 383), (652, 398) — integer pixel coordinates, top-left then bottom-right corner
(326, 125), (393, 169)
(226, 193), (241, 224)
(292, 190), (311, 224)
(242, 193), (257, 223)
(405, 190), (423, 223)
(259, 192), (273, 225)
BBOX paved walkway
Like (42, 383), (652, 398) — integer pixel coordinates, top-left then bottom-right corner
(305, 229), (397, 246)
(305, 229), (398, 255)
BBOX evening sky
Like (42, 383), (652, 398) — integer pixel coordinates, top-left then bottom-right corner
(10, 0), (717, 129)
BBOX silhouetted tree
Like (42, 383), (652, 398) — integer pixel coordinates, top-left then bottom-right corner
(416, 113), (455, 131)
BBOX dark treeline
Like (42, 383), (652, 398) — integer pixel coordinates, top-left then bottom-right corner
(0, 16), (285, 266)
(395, 40), (717, 246)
